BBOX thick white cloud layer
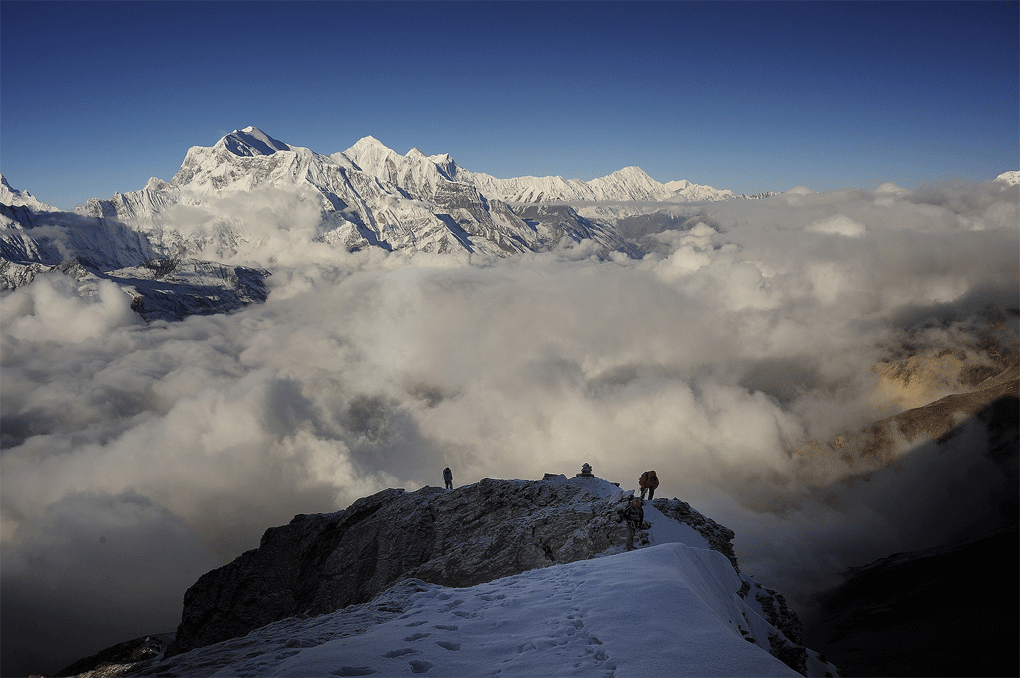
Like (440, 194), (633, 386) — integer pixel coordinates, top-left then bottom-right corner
(2, 180), (1017, 675)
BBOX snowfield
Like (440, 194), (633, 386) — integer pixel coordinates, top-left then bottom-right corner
(132, 550), (808, 678)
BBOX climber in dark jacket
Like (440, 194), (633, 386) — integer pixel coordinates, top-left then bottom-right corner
(622, 497), (644, 551)
(443, 467), (453, 490)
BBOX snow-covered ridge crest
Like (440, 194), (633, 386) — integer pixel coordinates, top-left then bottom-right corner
(341, 135), (738, 203)
(438, 163), (736, 204)
(146, 474), (836, 677)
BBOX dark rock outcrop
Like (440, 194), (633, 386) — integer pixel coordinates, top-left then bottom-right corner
(653, 496), (740, 571)
(54, 634), (174, 677)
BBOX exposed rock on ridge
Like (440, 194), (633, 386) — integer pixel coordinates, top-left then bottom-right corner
(163, 475), (804, 670)
(653, 497), (739, 570)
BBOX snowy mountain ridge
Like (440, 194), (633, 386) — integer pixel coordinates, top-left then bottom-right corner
(60, 473), (839, 678)
(338, 132), (737, 204)
(73, 127), (597, 259)
(7, 127), (1014, 325)
(3, 125), (741, 274)
(1, 126), (744, 322)
(0, 174), (59, 212)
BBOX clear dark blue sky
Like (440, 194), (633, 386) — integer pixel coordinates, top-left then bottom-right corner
(2, 1), (1017, 208)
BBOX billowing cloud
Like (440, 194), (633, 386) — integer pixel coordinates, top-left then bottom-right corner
(2, 179), (1017, 675)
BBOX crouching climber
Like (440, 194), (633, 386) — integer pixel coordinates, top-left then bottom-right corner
(639, 470), (659, 500)
(620, 497), (644, 551)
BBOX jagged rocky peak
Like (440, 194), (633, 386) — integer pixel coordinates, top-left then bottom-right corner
(0, 173), (19, 199)
(144, 176), (171, 192)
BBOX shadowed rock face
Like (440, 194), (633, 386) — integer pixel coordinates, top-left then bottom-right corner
(806, 527), (1019, 678)
(163, 476), (741, 658)
(54, 634), (174, 677)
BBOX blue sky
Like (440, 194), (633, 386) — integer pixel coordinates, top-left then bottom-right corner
(2, 1), (1017, 209)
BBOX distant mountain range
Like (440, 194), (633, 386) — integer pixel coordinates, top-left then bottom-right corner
(0, 126), (766, 321)
(2, 127), (1016, 323)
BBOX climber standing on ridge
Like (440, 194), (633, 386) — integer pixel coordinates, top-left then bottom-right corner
(443, 467), (454, 490)
(621, 497), (644, 551)
(639, 470), (659, 500)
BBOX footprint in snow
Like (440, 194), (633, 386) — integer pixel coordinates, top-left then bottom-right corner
(331, 667), (376, 676)
(382, 649), (418, 658)
(440, 598), (464, 611)
(436, 640), (461, 651)
(409, 659), (434, 674)
(433, 624), (458, 631)
(404, 632), (431, 642)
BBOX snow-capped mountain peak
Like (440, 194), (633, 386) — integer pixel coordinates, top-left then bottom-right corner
(0, 174), (59, 211)
(342, 135), (402, 177)
(3, 127), (745, 297)
(994, 170), (1020, 186)
(217, 126), (292, 157)
(428, 152), (460, 181)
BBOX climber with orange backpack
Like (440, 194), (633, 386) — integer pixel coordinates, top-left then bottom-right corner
(639, 470), (659, 500)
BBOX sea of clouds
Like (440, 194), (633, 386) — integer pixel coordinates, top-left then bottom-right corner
(2, 178), (1017, 675)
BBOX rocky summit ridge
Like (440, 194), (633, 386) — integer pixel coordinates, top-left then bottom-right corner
(143, 474), (826, 676)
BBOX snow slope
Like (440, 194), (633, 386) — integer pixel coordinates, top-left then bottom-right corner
(129, 544), (807, 678)
(109, 476), (836, 678)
